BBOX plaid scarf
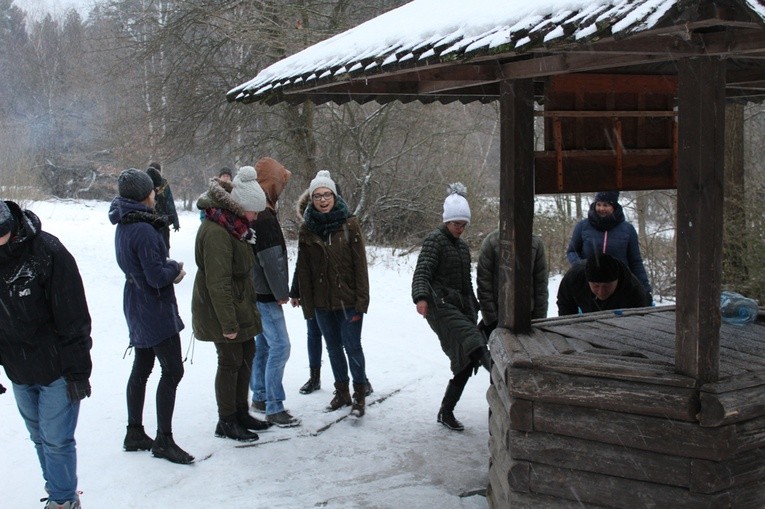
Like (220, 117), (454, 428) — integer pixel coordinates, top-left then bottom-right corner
(204, 207), (256, 244)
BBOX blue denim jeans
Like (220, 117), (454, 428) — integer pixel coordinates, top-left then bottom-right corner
(314, 308), (366, 385)
(306, 317), (323, 369)
(250, 301), (291, 415)
(13, 377), (80, 504)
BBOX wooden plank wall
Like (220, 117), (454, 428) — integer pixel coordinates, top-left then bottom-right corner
(486, 326), (765, 508)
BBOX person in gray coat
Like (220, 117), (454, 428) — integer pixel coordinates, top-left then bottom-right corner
(411, 183), (490, 432)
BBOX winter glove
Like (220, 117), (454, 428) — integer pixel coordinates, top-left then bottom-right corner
(0, 383), (6, 395)
(173, 225), (180, 232)
(67, 379), (91, 402)
(172, 261), (185, 284)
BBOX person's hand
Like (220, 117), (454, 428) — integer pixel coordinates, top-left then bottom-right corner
(223, 332), (238, 340)
(173, 225), (180, 232)
(416, 300), (428, 317)
(67, 379), (91, 402)
(0, 382), (6, 395)
(290, 298), (300, 308)
(173, 269), (186, 284)
(350, 313), (362, 323)
(277, 299), (289, 305)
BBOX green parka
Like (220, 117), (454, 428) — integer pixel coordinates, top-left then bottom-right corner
(191, 179), (261, 342)
(411, 224), (485, 374)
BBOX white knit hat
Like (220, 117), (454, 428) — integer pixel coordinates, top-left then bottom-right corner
(442, 182), (471, 224)
(308, 170), (337, 197)
(231, 166), (267, 212)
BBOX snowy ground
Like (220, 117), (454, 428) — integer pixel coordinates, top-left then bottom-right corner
(1, 199), (562, 509)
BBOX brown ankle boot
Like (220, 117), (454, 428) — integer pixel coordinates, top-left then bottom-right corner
(351, 383), (366, 417)
(327, 381), (352, 411)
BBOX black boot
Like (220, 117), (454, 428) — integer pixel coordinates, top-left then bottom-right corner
(299, 368), (321, 394)
(123, 425), (153, 451)
(151, 432), (195, 464)
(215, 414), (259, 442)
(365, 378), (374, 397)
(437, 408), (465, 431)
(237, 409), (273, 431)
(351, 383), (366, 418)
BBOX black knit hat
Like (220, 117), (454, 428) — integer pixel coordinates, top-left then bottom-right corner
(146, 167), (163, 188)
(594, 191), (619, 205)
(218, 167), (233, 179)
(585, 253), (621, 283)
(0, 201), (15, 237)
(118, 168), (154, 202)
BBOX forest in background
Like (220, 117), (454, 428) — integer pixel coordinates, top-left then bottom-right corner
(1, 0), (764, 302)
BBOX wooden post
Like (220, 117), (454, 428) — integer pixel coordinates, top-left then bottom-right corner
(498, 79), (534, 333)
(675, 58), (725, 382)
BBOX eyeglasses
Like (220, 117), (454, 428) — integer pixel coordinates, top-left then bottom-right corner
(448, 221), (468, 230)
(312, 192), (334, 201)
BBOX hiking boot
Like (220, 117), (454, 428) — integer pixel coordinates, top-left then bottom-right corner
(351, 383), (366, 417)
(44, 500), (80, 509)
(327, 381), (352, 411)
(237, 409), (273, 431)
(266, 410), (301, 428)
(215, 415), (259, 442)
(250, 400), (266, 414)
(151, 432), (194, 464)
(365, 378), (374, 397)
(123, 424), (153, 451)
(437, 408), (465, 431)
(299, 368), (321, 394)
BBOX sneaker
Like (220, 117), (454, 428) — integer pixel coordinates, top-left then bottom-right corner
(44, 500), (80, 509)
(437, 409), (465, 431)
(266, 410), (301, 428)
(250, 400), (266, 414)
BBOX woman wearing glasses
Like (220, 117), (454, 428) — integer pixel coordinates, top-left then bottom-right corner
(296, 171), (370, 417)
(411, 183), (490, 432)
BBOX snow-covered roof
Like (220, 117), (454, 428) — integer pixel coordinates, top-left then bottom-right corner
(228, 0), (765, 105)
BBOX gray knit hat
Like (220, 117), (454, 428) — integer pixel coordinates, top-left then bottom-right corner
(0, 201), (15, 237)
(231, 166), (267, 212)
(118, 168), (154, 202)
(309, 170), (337, 197)
(442, 182), (471, 224)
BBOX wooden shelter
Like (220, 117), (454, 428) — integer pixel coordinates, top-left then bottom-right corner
(228, 1), (765, 506)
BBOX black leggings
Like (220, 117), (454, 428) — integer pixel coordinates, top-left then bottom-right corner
(126, 334), (184, 434)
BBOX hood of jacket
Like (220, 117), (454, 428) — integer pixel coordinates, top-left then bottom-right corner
(108, 196), (155, 225)
(295, 188), (312, 221)
(255, 157), (291, 210)
(0, 201), (41, 263)
(196, 177), (247, 217)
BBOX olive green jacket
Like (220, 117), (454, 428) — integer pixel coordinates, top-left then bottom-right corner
(191, 179), (261, 342)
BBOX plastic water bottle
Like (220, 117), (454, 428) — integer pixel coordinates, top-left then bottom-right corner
(720, 291), (759, 325)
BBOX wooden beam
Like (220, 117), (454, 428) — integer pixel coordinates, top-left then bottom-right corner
(499, 79), (534, 333)
(675, 57), (725, 382)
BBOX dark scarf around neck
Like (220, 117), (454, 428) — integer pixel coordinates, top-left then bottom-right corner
(304, 196), (350, 239)
(587, 202), (625, 232)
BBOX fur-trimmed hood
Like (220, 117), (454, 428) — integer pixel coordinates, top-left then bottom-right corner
(295, 188), (312, 222)
(196, 177), (247, 218)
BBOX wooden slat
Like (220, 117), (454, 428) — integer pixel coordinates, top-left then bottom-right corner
(509, 430), (691, 487)
(533, 402), (745, 461)
(509, 367), (699, 420)
(691, 448), (765, 493)
(699, 376), (765, 426)
(536, 110), (677, 117)
(527, 463), (730, 509)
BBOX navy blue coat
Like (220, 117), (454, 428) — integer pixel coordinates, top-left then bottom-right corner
(566, 203), (652, 294)
(109, 197), (184, 348)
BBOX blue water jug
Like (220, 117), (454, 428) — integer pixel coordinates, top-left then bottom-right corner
(720, 291), (759, 325)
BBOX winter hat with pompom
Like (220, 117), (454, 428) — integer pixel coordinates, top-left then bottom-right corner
(442, 182), (471, 224)
(0, 201), (15, 237)
(231, 166), (267, 213)
(309, 170), (337, 197)
(118, 168), (154, 202)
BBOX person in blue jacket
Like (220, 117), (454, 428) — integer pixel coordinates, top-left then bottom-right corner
(109, 168), (193, 465)
(565, 191), (652, 298)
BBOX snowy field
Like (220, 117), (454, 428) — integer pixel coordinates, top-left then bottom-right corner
(0, 199), (564, 509)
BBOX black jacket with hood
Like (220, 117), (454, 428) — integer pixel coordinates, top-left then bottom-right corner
(0, 201), (93, 386)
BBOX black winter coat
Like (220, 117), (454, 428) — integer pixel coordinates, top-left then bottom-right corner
(0, 201), (92, 385)
(557, 259), (649, 316)
(411, 225), (484, 374)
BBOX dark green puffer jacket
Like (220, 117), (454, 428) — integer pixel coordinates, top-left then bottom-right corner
(191, 179), (262, 343)
(411, 225), (484, 374)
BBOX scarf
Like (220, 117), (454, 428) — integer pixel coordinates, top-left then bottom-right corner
(303, 196), (350, 240)
(204, 207), (256, 244)
(587, 202), (625, 232)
